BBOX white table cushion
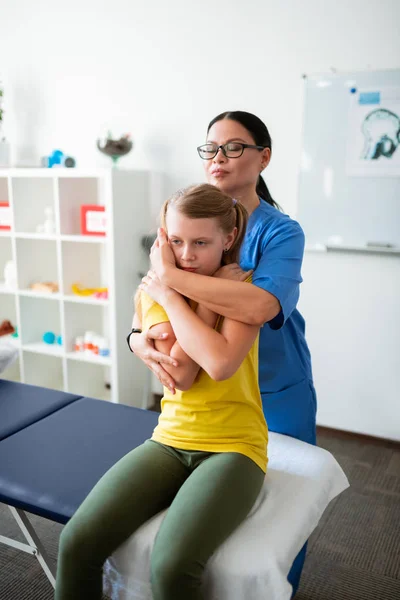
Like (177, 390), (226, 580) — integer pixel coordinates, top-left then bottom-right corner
(103, 432), (349, 600)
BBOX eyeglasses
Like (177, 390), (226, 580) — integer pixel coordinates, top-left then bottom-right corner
(197, 142), (266, 160)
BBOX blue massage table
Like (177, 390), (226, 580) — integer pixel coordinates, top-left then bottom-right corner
(0, 379), (348, 598)
(0, 379), (158, 588)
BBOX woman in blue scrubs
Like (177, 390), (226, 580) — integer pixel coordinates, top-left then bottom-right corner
(129, 110), (317, 595)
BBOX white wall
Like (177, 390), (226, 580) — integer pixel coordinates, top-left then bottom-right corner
(1, 0), (399, 437)
(1, 0), (399, 216)
(299, 250), (400, 441)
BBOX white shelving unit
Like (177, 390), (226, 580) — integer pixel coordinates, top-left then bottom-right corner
(0, 168), (159, 407)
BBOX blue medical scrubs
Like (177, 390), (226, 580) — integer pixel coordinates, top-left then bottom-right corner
(240, 200), (317, 595)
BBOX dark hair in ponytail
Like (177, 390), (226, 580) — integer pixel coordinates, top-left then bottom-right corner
(207, 111), (281, 211)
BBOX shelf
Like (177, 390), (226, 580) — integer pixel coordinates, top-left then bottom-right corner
(0, 335), (20, 349)
(23, 351), (64, 390)
(3, 168), (110, 178)
(19, 289), (60, 300)
(19, 343), (110, 363)
(0, 283), (17, 294)
(63, 294), (109, 306)
(22, 342), (64, 356)
(14, 233), (57, 240)
(2, 287), (107, 304)
(0, 168), (156, 406)
(66, 351), (111, 366)
(15, 237), (59, 290)
(60, 234), (108, 244)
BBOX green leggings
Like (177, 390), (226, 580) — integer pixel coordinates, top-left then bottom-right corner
(55, 439), (264, 600)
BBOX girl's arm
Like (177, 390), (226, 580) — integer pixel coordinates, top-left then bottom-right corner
(140, 273), (259, 381)
(146, 321), (201, 391)
(161, 292), (259, 381)
(133, 309), (201, 392)
(145, 302), (219, 389)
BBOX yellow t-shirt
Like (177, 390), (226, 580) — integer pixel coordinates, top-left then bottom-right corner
(140, 289), (268, 473)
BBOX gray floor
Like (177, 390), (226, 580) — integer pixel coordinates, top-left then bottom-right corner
(0, 428), (399, 599)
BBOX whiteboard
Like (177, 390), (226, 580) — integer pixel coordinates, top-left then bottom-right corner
(297, 69), (400, 249)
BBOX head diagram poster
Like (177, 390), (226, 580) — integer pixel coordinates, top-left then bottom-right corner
(346, 87), (400, 177)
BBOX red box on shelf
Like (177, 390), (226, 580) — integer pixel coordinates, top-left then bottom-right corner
(80, 205), (107, 236)
(0, 202), (11, 231)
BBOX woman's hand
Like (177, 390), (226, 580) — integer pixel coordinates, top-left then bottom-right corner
(150, 228), (176, 281)
(139, 270), (177, 307)
(213, 263), (253, 282)
(129, 329), (177, 394)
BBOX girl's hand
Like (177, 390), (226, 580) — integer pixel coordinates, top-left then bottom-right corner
(129, 329), (177, 394)
(213, 263), (253, 282)
(139, 270), (176, 307)
(150, 228), (176, 281)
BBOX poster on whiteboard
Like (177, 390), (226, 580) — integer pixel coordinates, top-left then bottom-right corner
(346, 87), (400, 177)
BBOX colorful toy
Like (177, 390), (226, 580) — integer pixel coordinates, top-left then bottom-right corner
(74, 331), (110, 357)
(43, 331), (56, 344)
(42, 332), (62, 345)
(0, 202), (11, 230)
(80, 204), (107, 237)
(30, 281), (59, 294)
(0, 320), (15, 337)
(72, 283), (108, 298)
(41, 150), (76, 168)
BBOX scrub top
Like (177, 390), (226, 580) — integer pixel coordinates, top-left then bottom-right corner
(240, 200), (317, 445)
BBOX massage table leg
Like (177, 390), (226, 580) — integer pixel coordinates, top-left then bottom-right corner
(0, 505), (56, 588)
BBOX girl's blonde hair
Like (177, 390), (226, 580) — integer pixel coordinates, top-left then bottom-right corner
(135, 184), (248, 320)
(160, 183), (248, 265)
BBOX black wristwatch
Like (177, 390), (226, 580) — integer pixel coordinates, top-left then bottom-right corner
(127, 328), (142, 352)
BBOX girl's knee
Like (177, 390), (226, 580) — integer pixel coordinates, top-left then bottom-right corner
(59, 517), (93, 563)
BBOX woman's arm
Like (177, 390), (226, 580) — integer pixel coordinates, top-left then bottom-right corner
(163, 268), (279, 326)
(140, 273), (259, 381)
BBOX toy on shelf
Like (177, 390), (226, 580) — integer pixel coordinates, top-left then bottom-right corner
(0, 202), (11, 230)
(0, 322), (19, 374)
(42, 331), (62, 345)
(30, 281), (59, 294)
(80, 204), (107, 236)
(0, 320), (15, 337)
(41, 150), (76, 168)
(36, 206), (56, 234)
(3, 260), (17, 289)
(71, 283), (108, 299)
(74, 330), (110, 357)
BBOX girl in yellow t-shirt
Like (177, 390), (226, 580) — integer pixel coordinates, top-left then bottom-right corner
(55, 183), (268, 600)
